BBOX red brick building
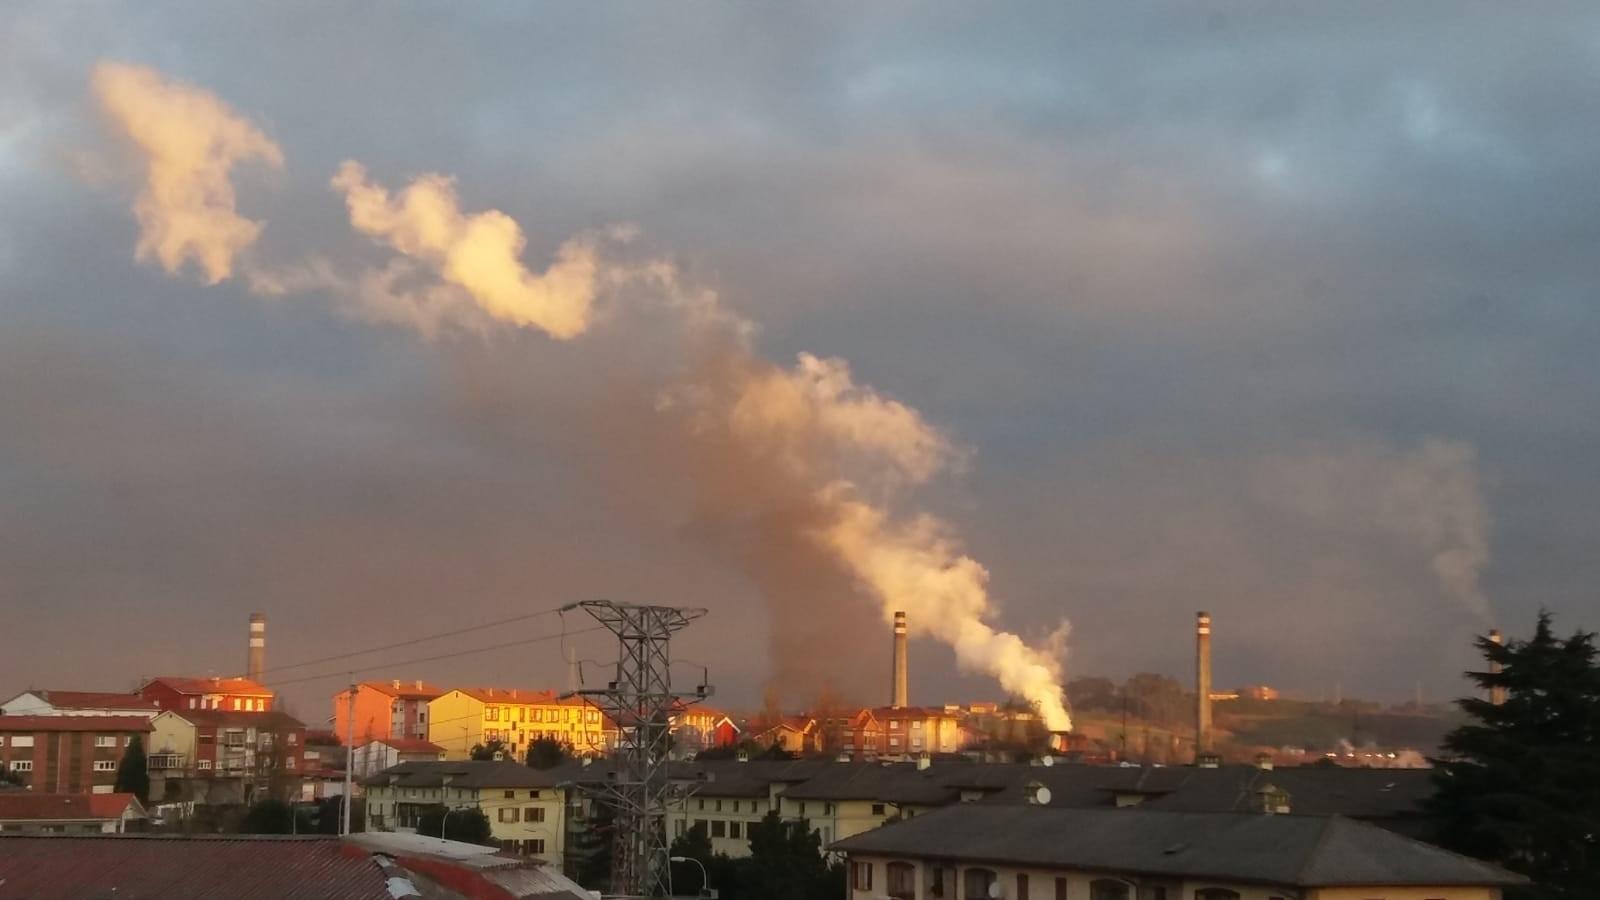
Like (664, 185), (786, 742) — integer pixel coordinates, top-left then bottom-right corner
(331, 679), (443, 746)
(0, 716), (153, 794)
(139, 676), (275, 713)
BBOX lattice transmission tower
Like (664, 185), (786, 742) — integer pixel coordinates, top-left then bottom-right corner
(562, 600), (710, 898)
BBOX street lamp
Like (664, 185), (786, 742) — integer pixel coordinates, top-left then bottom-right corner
(669, 856), (715, 899)
(441, 806), (457, 840)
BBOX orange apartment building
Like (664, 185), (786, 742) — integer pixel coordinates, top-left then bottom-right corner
(331, 680), (444, 746)
(0, 716), (153, 794)
(139, 676), (275, 713)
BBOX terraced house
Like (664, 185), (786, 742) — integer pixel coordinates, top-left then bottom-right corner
(426, 688), (614, 760)
(363, 760), (571, 866)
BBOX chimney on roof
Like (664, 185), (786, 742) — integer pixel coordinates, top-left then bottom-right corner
(1195, 611), (1213, 759)
(1254, 752), (1274, 771)
(917, 752), (931, 771)
(247, 613), (265, 682)
(414, 680), (423, 691)
(391, 679), (401, 690)
(891, 611), (909, 709)
(1488, 629), (1507, 706)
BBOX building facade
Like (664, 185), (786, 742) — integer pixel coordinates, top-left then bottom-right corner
(426, 688), (613, 761)
(363, 760), (570, 867)
(139, 676), (275, 713)
(332, 680), (443, 746)
(0, 716), (152, 794)
(147, 709), (306, 804)
(352, 737), (447, 778)
(0, 793), (146, 834)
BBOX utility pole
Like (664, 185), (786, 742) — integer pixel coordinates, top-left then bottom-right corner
(342, 680), (355, 836)
(563, 600), (709, 898)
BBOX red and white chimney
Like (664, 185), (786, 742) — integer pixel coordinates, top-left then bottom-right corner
(891, 611), (908, 709)
(1196, 611), (1213, 756)
(248, 613), (266, 682)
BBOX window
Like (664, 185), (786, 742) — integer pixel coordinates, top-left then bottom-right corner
(1017, 874), (1029, 899)
(504, 790), (514, 799)
(963, 867), (997, 900)
(487, 707), (499, 721)
(824, 802), (835, 815)
(872, 803), (886, 816)
(93, 760), (116, 772)
(188, 698), (197, 709)
(498, 808), (520, 823)
(715, 799), (722, 812)
(697, 798), (705, 811)
(528, 790), (540, 798)
(287, 733), (297, 744)
(883, 861), (915, 900)
(529, 838), (545, 854)
(9, 760), (32, 773)
(527, 807), (545, 823)
(851, 861), (873, 891)
(1090, 879), (1131, 900)
(198, 760), (212, 770)
(711, 820), (726, 838)
(12, 736), (33, 749)
(95, 735), (116, 748)
(694, 818), (708, 833)
(1056, 876), (1068, 900)
(729, 821), (742, 839)
(1195, 892), (1240, 900)
(798, 802), (807, 815)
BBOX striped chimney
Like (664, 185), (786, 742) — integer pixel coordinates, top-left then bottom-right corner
(1196, 611), (1213, 756)
(891, 611), (908, 709)
(248, 613), (266, 682)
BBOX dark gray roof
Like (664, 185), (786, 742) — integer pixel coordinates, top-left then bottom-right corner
(363, 760), (573, 790)
(830, 805), (1524, 888)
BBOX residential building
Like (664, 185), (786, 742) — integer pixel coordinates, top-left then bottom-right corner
(426, 688), (614, 761)
(332, 679), (443, 746)
(0, 690), (158, 719)
(0, 716), (152, 794)
(0, 832), (593, 900)
(139, 676), (275, 713)
(353, 737), (447, 778)
(363, 760), (572, 867)
(751, 716), (820, 755)
(859, 706), (967, 758)
(669, 704), (740, 755)
(831, 804), (1526, 900)
(147, 709), (306, 804)
(0, 793), (146, 834)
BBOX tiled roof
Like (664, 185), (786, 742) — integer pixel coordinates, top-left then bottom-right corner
(0, 716), (152, 733)
(28, 690), (158, 711)
(165, 709), (306, 731)
(830, 805), (1527, 888)
(452, 687), (558, 704)
(142, 676), (273, 696)
(0, 793), (143, 821)
(363, 759), (573, 790)
(0, 835), (395, 899)
(370, 737), (445, 753)
(360, 680), (445, 700)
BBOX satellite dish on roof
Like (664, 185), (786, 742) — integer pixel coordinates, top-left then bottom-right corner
(988, 881), (1003, 899)
(1042, 756), (1055, 767)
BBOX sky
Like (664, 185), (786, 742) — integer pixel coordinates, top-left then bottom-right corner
(3, 2), (1599, 721)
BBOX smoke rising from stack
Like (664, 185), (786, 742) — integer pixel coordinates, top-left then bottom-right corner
(90, 61), (1075, 730)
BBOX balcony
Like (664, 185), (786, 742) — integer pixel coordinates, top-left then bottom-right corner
(147, 754), (186, 770)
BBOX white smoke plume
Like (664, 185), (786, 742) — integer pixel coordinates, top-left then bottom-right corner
(90, 63), (1075, 727)
(330, 162), (598, 340)
(91, 61), (282, 284)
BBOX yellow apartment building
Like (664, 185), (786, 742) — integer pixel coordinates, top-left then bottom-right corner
(363, 760), (572, 868)
(426, 688), (614, 761)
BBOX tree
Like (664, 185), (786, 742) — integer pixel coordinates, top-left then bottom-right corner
(415, 805), (494, 845)
(238, 798), (311, 834)
(0, 767), (23, 787)
(1428, 613), (1600, 899)
(669, 821), (715, 894)
(115, 734), (150, 803)
(568, 795), (615, 889)
(526, 737), (571, 770)
(470, 739), (508, 761)
(1123, 673), (1191, 726)
(740, 812), (838, 900)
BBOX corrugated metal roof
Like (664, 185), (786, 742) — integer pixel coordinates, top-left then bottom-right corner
(0, 835), (395, 899)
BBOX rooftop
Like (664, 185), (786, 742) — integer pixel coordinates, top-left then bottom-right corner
(360, 679), (445, 700)
(363, 759), (574, 790)
(0, 715), (153, 733)
(366, 737), (446, 753)
(830, 805), (1526, 888)
(0, 793), (143, 821)
(142, 676), (273, 696)
(162, 709), (306, 731)
(3, 690), (157, 711)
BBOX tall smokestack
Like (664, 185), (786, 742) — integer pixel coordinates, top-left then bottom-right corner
(891, 611), (908, 709)
(247, 613), (265, 682)
(1488, 628), (1506, 706)
(1196, 611), (1213, 757)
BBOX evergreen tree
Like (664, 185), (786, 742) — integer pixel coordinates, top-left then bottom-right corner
(415, 805), (495, 845)
(525, 737), (571, 770)
(238, 798), (301, 834)
(569, 797), (616, 889)
(469, 739), (508, 761)
(668, 821), (715, 895)
(1428, 613), (1600, 899)
(114, 734), (150, 803)
(740, 812), (837, 900)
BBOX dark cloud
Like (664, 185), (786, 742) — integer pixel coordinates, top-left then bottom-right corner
(3, 2), (1598, 715)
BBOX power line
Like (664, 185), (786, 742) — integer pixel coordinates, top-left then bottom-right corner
(262, 625), (609, 689)
(258, 605), (571, 678)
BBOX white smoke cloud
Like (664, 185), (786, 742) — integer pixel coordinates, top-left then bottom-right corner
(330, 161), (598, 340)
(91, 61), (282, 284)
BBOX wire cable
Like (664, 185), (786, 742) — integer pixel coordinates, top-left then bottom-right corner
(262, 625), (608, 689)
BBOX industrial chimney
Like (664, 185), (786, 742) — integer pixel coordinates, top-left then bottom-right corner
(1196, 611), (1213, 758)
(891, 610), (908, 709)
(247, 613), (266, 682)
(1488, 629), (1506, 706)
